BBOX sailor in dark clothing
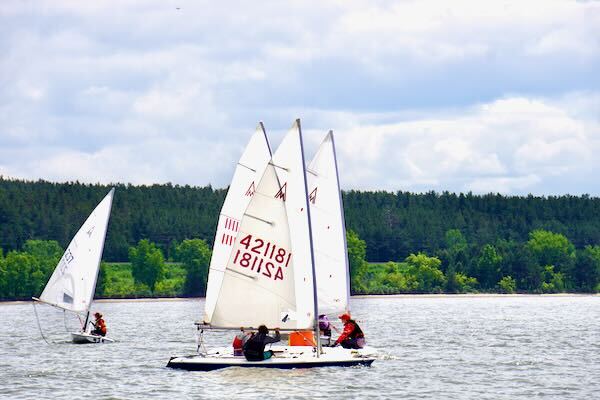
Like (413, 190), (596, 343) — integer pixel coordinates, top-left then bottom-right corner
(333, 313), (365, 349)
(243, 325), (280, 361)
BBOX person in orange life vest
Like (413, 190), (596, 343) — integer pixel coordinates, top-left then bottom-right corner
(91, 312), (107, 336)
(232, 328), (252, 356)
(333, 313), (365, 349)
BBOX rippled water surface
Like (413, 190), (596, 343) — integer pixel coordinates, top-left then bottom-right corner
(1, 296), (598, 399)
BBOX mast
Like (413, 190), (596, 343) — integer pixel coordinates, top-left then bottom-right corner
(297, 119), (321, 356)
(329, 131), (352, 313)
(83, 311), (91, 333)
(259, 121), (273, 155)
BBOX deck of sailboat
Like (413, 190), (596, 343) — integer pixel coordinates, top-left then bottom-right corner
(167, 345), (376, 371)
(71, 332), (115, 344)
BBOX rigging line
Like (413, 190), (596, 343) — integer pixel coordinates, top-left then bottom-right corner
(306, 168), (318, 176)
(196, 327), (207, 355)
(63, 310), (70, 333)
(33, 302), (50, 345)
(77, 313), (85, 331)
(237, 162), (256, 172)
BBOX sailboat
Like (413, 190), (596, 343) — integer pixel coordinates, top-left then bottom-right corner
(167, 121), (375, 370)
(33, 188), (115, 344)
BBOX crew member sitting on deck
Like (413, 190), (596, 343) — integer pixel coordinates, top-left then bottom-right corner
(91, 312), (107, 336)
(232, 328), (252, 356)
(333, 313), (365, 349)
(243, 325), (280, 361)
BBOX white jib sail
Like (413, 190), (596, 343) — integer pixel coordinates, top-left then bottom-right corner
(38, 188), (115, 313)
(210, 120), (316, 330)
(203, 124), (272, 324)
(307, 131), (350, 315)
(269, 120), (316, 329)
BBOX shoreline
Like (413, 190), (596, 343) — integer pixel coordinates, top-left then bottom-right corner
(2, 292), (597, 306)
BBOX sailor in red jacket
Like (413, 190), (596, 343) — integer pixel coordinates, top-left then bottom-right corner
(333, 313), (365, 349)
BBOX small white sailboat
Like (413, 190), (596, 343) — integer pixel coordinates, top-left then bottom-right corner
(33, 188), (115, 344)
(167, 121), (375, 370)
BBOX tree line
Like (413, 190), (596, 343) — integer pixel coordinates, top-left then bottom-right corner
(348, 229), (600, 294)
(0, 177), (599, 298)
(0, 238), (211, 300)
(1, 229), (599, 301)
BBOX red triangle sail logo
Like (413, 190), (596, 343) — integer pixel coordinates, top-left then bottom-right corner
(245, 181), (256, 197)
(309, 187), (317, 204)
(274, 182), (287, 201)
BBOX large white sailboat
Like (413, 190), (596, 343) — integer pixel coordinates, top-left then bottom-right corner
(167, 121), (375, 370)
(33, 188), (115, 344)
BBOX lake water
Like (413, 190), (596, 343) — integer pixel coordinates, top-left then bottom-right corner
(1, 296), (598, 399)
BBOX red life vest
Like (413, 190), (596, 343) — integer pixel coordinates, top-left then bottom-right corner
(232, 336), (243, 350)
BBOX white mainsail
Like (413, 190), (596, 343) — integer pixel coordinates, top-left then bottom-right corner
(203, 123), (272, 323)
(307, 131), (350, 315)
(38, 188), (115, 313)
(210, 120), (317, 329)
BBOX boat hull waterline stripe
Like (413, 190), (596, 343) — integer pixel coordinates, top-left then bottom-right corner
(166, 357), (374, 371)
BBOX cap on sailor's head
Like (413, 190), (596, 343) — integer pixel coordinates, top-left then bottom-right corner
(338, 313), (351, 321)
(94, 312), (102, 318)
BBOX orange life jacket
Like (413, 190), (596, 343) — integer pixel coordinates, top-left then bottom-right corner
(96, 318), (107, 335)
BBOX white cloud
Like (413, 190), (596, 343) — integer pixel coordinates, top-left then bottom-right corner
(0, 0), (599, 195)
(332, 93), (599, 194)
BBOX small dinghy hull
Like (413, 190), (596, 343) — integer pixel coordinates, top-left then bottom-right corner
(71, 332), (114, 344)
(167, 346), (376, 371)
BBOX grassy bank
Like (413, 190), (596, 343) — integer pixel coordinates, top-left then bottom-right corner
(98, 262), (187, 299)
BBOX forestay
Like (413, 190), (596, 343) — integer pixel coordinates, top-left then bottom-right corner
(210, 120), (316, 330)
(38, 188), (115, 313)
(307, 131), (350, 315)
(203, 124), (271, 323)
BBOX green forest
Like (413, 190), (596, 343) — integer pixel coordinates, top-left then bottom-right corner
(0, 177), (599, 300)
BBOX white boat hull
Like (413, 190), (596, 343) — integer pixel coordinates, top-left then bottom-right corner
(167, 345), (376, 371)
(71, 332), (114, 344)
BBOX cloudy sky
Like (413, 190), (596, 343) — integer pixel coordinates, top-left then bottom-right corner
(1, 0), (599, 195)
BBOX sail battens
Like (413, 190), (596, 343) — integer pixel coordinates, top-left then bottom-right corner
(225, 268), (257, 280)
(237, 162), (256, 172)
(243, 213), (273, 225)
(268, 161), (290, 171)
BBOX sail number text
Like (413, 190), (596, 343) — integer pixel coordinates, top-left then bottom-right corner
(233, 234), (292, 281)
(58, 249), (74, 274)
